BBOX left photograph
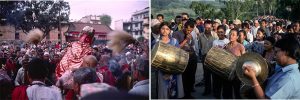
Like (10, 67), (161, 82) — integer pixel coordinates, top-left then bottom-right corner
(0, 0), (149, 99)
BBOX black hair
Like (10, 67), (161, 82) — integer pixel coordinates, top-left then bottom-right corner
(156, 14), (164, 19)
(184, 19), (195, 28)
(242, 22), (250, 29)
(181, 12), (189, 18)
(265, 36), (276, 46)
(204, 20), (212, 25)
(175, 15), (182, 19)
(261, 19), (267, 23)
(73, 67), (98, 85)
(274, 34), (300, 60)
(159, 21), (172, 30)
(27, 58), (48, 80)
(276, 22), (282, 27)
(238, 30), (247, 37)
(229, 28), (239, 35)
(257, 28), (266, 35)
(217, 25), (226, 31)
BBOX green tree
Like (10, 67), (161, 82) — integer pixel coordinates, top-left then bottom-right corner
(1, 1), (70, 38)
(221, 0), (255, 20)
(275, 0), (300, 21)
(190, 1), (224, 19)
(100, 14), (112, 26)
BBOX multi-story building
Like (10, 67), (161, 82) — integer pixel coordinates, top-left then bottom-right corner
(123, 7), (149, 39)
(79, 15), (101, 24)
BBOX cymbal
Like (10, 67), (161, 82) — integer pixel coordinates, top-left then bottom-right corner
(236, 52), (269, 86)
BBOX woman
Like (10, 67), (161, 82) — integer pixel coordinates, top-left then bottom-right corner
(155, 22), (184, 99)
(247, 28), (265, 55)
(244, 35), (300, 99)
(223, 28), (245, 98)
(263, 37), (276, 76)
(225, 28), (245, 56)
(238, 30), (249, 46)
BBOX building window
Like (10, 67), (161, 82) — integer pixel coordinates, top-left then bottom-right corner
(15, 32), (19, 39)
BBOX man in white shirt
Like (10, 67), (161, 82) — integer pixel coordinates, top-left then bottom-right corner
(15, 55), (29, 86)
(242, 22), (254, 43)
(213, 25), (229, 48)
(251, 20), (260, 38)
(26, 58), (62, 100)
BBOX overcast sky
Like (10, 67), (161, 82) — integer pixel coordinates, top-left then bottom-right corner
(67, 0), (149, 29)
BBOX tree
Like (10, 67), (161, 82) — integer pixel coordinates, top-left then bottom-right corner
(100, 14), (112, 26)
(1, 1), (70, 38)
(190, 1), (224, 19)
(0, 1), (19, 25)
(275, 0), (300, 21)
(221, 0), (255, 20)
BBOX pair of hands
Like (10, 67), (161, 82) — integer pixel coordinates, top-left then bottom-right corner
(185, 34), (192, 40)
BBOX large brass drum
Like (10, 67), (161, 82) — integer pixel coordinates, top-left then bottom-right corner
(204, 47), (237, 80)
(151, 41), (189, 74)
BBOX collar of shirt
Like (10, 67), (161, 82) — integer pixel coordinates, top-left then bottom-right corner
(281, 63), (299, 72)
(133, 79), (149, 88)
(31, 81), (46, 85)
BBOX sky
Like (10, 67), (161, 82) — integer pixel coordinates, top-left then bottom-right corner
(67, 0), (149, 29)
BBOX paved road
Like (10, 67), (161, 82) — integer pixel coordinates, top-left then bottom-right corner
(192, 63), (215, 99)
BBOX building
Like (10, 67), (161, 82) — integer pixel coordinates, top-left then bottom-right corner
(79, 15), (101, 24)
(0, 25), (68, 42)
(123, 7), (149, 39)
(64, 22), (112, 44)
(114, 19), (124, 30)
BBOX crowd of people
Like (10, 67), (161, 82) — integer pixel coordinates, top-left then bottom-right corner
(151, 13), (300, 99)
(0, 30), (149, 99)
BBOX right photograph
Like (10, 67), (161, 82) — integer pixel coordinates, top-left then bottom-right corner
(150, 0), (300, 99)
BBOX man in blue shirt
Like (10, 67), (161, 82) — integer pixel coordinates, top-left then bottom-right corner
(244, 34), (300, 99)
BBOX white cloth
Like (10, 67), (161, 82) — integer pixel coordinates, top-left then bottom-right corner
(213, 38), (230, 48)
(128, 79), (149, 96)
(14, 67), (25, 86)
(247, 32), (254, 43)
(26, 81), (62, 100)
(251, 26), (260, 38)
(191, 29), (199, 56)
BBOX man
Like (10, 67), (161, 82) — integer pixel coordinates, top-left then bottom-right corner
(199, 20), (217, 96)
(72, 67), (99, 99)
(196, 17), (204, 33)
(276, 22), (284, 34)
(173, 19), (197, 98)
(251, 20), (260, 38)
(156, 14), (164, 23)
(261, 19), (271, 37)
(181, 13), (189, 20)
(25, 58), (62, 100)
(14, 54), (30, 86)
(293, 21), (300, 34)
(128, 57), (149, 97)
(82, 55), (103, 83)
(212, 25), (229, 98)
(242, 22), (254, 43)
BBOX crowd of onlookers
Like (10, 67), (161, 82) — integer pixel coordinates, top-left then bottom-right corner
(0, 40), (149, 99)
(151, 13), (300, 99)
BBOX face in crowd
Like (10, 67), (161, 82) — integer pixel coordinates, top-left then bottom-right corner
(229, 30), (238, 42)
